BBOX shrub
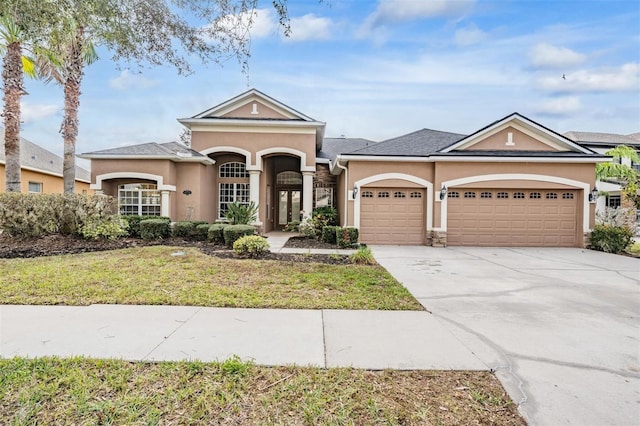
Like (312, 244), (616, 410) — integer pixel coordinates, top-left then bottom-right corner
(0, 193), (119, 237)
(233, 235), (270, 257)
(194, 224), (211, 241)
(223, 224), (256, 247)
(337, 227), (359, 248)
(589, 224), (633, 254)
(173, 221), (196, 238)
(321, 225), (341, 244)
(307, 206), (338, 238)
(284, 220), (300, 232)
(208, 224), (228, 244)
(226, 202), (259, 225)
(140, 218), (171, 240)
(298, 214), (316, 238)
(80, 217), (127, 240)
(350, 246), (376, 265)
(119, 215), (170, 238)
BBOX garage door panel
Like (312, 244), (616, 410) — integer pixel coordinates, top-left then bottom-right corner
(448, 188), (578, 247)
(360, 187), (425, 245)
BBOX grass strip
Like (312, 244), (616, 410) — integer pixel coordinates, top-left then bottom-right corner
(0, 356), (524, 425)
(0, 246), (422, 310)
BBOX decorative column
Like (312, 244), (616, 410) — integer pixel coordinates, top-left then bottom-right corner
(160, 190), (170, 217)
(249, 170), (262, 225)
(302, 171), (314, 217)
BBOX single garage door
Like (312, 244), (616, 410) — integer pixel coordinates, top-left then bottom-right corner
(447, 188), (578, 247)
(360, 188), (425, 245)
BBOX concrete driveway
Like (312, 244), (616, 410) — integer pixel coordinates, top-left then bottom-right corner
(372, 246), (640, 426)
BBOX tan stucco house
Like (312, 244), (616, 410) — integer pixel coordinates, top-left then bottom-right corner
(1, 128), (91, 194)
(80, 89), (608, 247)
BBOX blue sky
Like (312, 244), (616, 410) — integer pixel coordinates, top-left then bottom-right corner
(18, 0), (640, 169)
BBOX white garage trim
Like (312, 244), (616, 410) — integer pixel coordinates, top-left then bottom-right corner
(436, 174), (591, 233)
(354, 173), (433, 230)
(199, 146), (252, 167)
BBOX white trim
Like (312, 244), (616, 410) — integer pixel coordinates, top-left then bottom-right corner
(255, 147), (315, 172)
(199, 146), (252, 166)
(190, 89), (317, 122)
(442, 114), (593, 154)
(91, 172), (176, 192)
(181, 121), (324, 132)
(432, 156), (608, 163)
(437, 173), (591, 233)
(353, 173), (433, 232)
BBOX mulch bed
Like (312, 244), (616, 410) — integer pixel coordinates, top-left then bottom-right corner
(0, 234), (352, 265)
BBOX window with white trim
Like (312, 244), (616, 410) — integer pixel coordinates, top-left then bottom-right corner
(219, 162), (250, 219)
(315, 187), (333, 207)
(28, 181), (43, 193)
(606, 195), (621, 208)
(219, 162), (248, 178)
(118, 183), (161, 216)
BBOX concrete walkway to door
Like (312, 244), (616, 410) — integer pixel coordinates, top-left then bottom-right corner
(371, 245), (640, 426)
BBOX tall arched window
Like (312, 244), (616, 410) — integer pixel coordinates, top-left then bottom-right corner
(219, 162), (250, 218)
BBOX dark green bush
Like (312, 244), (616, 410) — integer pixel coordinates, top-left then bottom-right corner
(310, 206), (338, 237)
(589, 224), (633, 253)
(208, 224), (228, 244)
(223, 224), (256, 247)
(233, 235), (270, 257)
(140, 219), (171, 240)
(337, 227), (359, 248)
(321, 225), (341, 244)
(0, 193), (120, 237)
(194, 224), (211, 241)
(79, 217), (127, 240)
(172, 221), (195, 238)
(120, 215), (170, 238)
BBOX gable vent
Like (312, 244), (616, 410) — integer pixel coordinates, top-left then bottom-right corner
(251, 103), (259, 115)
(506, 132), (515, 146)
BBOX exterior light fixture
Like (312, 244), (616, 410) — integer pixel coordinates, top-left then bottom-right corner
(588, 187), (598, 203)
(440, 185), (448, 200)
(352, 186), (358, 198)
(182, 189), (192, 196)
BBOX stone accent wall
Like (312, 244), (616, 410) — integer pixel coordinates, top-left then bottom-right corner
(313, 164), (337, 208)
(430, 230), (447, 248)
(583, 232), (592, 249)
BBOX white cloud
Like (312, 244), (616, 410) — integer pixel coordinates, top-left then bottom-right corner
(536, 96), (582, 116)
(528, 43), (586, 68)
(287, 14), (332, 42)
(109, 70), (159, 91)
(20, 102), (60, 123)
(537, 63), (640, 93)
(360, 0), (475, 37)
(454, 24), (487, 46)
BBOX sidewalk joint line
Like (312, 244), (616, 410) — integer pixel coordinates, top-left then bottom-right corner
(321, 310), (328, 368)
(142, 307), (202, 361)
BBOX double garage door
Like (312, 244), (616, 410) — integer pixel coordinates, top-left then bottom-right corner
(447, 188), (579, 247)
(359, 186), (579, 247)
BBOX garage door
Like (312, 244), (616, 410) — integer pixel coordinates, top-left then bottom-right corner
(360, 188), (425, 245)
(447, 189), (578, 247)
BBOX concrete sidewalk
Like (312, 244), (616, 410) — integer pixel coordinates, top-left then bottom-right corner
(265, 231), (357, 255)
(0, 304), (486, 370)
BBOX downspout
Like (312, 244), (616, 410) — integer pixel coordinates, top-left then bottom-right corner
(334, 159), (349, 226)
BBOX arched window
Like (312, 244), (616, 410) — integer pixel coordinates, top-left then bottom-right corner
(118, 183), (161, 216)
(219, 162), (248, 178)
(276, 171), (302, 185)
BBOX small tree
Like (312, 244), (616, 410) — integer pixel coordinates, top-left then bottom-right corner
(596, 145), (640, 208)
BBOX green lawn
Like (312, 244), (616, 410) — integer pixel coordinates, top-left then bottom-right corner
(0, 357), (524, 425)
(0, 246), (422, 310)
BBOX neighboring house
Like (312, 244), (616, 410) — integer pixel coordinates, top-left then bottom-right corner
(0, 128), (91, 194)
(564, 131), (640, 214)
(80, 89), (608, 247)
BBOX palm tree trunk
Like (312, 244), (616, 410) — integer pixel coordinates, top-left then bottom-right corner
(2, 41), (24, 192)
(61, 26), (85, 194)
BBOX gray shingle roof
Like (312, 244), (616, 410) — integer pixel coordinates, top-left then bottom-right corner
(346, 129), (466, 156)
(0, 127), (90, 182)
(318, 138), (377, 160)
(81, 141), (206, 159)
(564, 131), (640, 147)
(432, 150), (604, 158)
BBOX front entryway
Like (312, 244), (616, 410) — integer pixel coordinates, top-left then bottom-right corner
(277, 189), (301, 229)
